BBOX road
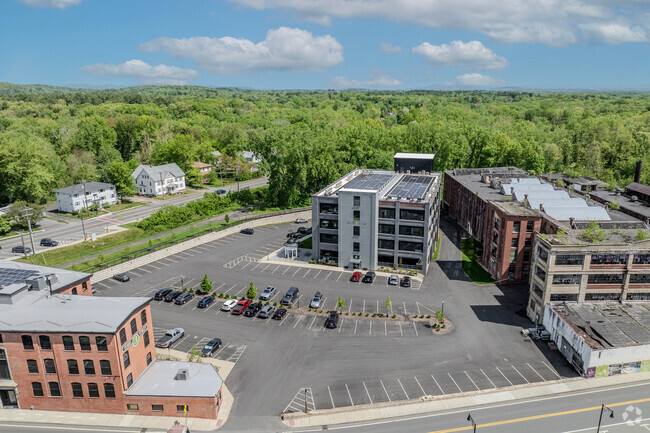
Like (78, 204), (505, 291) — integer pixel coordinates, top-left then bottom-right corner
(0, 177), (268, 260)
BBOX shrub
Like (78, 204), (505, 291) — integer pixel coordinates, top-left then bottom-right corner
(392, 314), (396, 319)
(345, 312), (349, 315)
(372, 313), (376, 317)
(273, 302), (277, 306)
(288, 305), (292, 309)
(218, 293), (224, 298)
(442, 324), (446, 328)
(265, 301), (270, 306)
(319, 310), (323, 314)
(308, 308), (312, 312)
(365, 313), (369, 317)
(609, 201), (621, 210)
(426, 314), (431, 318)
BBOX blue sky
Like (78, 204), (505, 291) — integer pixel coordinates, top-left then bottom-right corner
(2, 0), (650, 90)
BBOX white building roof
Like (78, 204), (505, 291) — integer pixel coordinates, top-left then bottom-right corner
(125, 361), (223, 397)
(54, 182), (115, 196)
(528, 197), (587, 211)
(132, 163), (185, 180)
(503, 183), (554, 196)
(545, 206), (611, 221)
(394, 152), (435, 160)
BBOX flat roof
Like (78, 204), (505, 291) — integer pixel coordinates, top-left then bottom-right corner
(589, 187), (650, 219)
(386, 175), (434, 200)
(0, 262), (91, 293)
(554, 303), (650, 350)
(394, 152), (435, 160)
(0, 292), (149, 333)
(125, 361), (223, 398)
(341, 173), (394, 192)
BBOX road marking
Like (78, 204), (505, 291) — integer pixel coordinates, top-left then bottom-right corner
(527, 363), (546, 381)
(369, 321), (372, 335)
(384, 321), (387, 336)
(328, 386), (335, 408)
(337, 272), (343, 281)
(129, 271), (143, 277)
(512, 365), (529, 383)
(376, 300), (379, 314)
(397, 378), (409, 399)
(354, 320), (358, 334)
(223, 284), (237, 294)
(250, 263), (262, 271)
(293, 315), (304, 328)
(413, 322), (419, 337)
(431, 375), (444, 395)
(278, 314), (289, 326)
(398, 321), (403, 336)
(402, 301), (407, 316)
(325, 271), (332, 280)
(227, 345), (246, 363)
(347, 299), (352, 314)
(495, 366), (513, 386)
(338, 318), (344, 333)
(213, 343), (229, 358)
(262, 263), (272, 272)
(313, 269), (322, 279)
(145, 263), (161, 270)
(416, 302), (422, 316)
(303, 269), (311, 278)
(308, 316), (317, 330)
(272, 265), (281, 273)
(380, 380), (391, 402)
(542, 361), (563, 380)
(292, 268), (301, 276)
(480, 369), (496, 388)
(362, 300), (366, 315)
(174, 334), (191, 350)
(414, 376), (427, 396)
(240, 261), (252, 270)
(345, 384), (354, 406)
(282, 266), (290, 275)
(363, 382), (373, 403)
(448, 373), (462, 393)
(464, 371), (479, 390)
(135, 267), (152, 273)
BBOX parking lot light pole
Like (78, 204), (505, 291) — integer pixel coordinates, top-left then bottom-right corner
(596, 404), (614, 433)
(467, 413), (476, 433)
(180, 275), (184, 289)
(442, 301), (444, 316)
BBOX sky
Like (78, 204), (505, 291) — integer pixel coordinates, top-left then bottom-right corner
(1, 0), (650, 90)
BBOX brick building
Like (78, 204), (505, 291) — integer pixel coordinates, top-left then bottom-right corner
(0, 262), (93, 297)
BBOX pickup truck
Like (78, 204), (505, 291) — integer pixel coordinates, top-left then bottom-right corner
(155, 328), (185, 348)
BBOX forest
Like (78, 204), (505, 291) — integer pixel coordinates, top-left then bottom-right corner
(1, 83), (650, 209)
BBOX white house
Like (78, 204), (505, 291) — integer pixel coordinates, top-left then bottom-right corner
(132, 163), (186, 196)
(54, 182), (117, 214)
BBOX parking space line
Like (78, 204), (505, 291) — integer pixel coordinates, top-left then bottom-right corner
(250, 263), (262, 271)
(362, 300), (366, 315)
(174, 334), (191, 349)
(413, 322), (419, 337)
(416, 302), (422, 316)
(431, 375), (445, 395)
(369, 321), (372, 335)
(212, 343), (229, 358)
(414, 376), (426, 396)
(354, 320), (358, 334)
(496, 366), (513, 386)
(481, 369), (497, 388)
(380, 380), (391, 402)
(313, 270), (321, 279)
(325, 271), (332, 280)
(328, 386), (335, 408)
(234, 286), (247, 297)
(95, 281), (111, 289)
(129, 271), (143, 277)
(363, 382), (373, 404)
(336, 273), (342, 281)
(448, 373), (462, 393)
(262, 263), (272, 272)
(145, 263), (161, 270)
(303, 269), (311, 278)
(376, 300), (379, 314)
(272, 265), (281, 273)
(402, 301), (407, 316)
(384, 321), (387, 336)
(345, 384), (354, 406)
(465, 371), (479, 391)
(136, 267), (152, 274)
(223, 284), (237, 294)
(397, 378), (409, 399)
(527, 363), (546, 381)
(338, 318), (344, 333)
(512, 365), (529, 383)
(542, 361), (563, 380)
(308, 316), (317, 330)
(347, 300), (352, 314)
(398, 321), (403, 336)
(278, 314), (290, 326)
(292, 268), (301, 276)
(293, 315), (304, 328)
(240, 261), (252, 271)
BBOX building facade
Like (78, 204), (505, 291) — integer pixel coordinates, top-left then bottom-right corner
(192, 161), (213, 184)
(132, 163), (186, 196)
(54, 182), (117, 214)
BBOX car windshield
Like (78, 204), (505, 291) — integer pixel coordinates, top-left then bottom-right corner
(204, 344), (213, 350)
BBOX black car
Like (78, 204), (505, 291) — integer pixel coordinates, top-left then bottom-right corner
(154, 288), (173, 300)
(362, 271), (376, 283)
(325, 312), (339, 329)
(11, 246), (31, 254)
(113, 273), (130, 282)
(272, 308), (287, 320)
(216, 189), (227, 195)
(175, 293), (194, 305)
(201, 338), (222, 357)
(240, 228), (254, 235)
(164, 291), (182, 302)
(400, 276), (412, 288)
(197, 296), (215, 308)
(297, 227), (311, 235)
(40, 238), (59, 247)
(244, 302), (263, 317)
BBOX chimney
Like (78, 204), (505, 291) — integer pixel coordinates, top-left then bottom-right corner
(569, 217), (576, 229)
(635, 161), (643, 183)
(510, 187), (515, 195)
(540, 204), (545, 212)
(524, 194), (528, 202)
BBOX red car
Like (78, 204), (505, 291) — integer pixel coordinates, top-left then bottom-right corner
(231, 300), (251, 315)
(350, 271), (362, 282)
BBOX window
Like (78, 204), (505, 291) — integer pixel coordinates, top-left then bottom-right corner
(67, 360), (79, 375)
(88, 383), (99, 398)
(513, 221), (521, 233)
(44, 359), (56, 374)
(143, 331), (150, 348)
(633, 254), (650, 265)
(126, 373), (133, 388)
(27, 359), (39, 374)
(398, 241), (423, 253)
(48, 382), (61, 397)
(152, 404), (164, 411)
(353, 242), (360, 252)
(353, 226), (360, 236)
(100, 360), (112, 376)
(79, 336), (91, 351)
(104, 383), (115, 398)
(146, 352), (152, 365)
(84, 360), (95, 375)
(538, 248), (548, 262)
(353, 196), (360, 207)
(555, 255), (584, 266)
(22, 335), (34, 350)
(523, 251), (531, 262)
(82, 281), (87, 290)
(550, 294), (579, 302)
(32, 382), (44, 397)
(353, 210), (360, 220)
(319, 219), (338, 229)
(509, 250), (517, 263)
(319, 203), (338, 215)
(379, 208), (395, 219)
(629, 274), (650, 283)
(378, 224), (395, 234)
(399, 226), (424, 237)
(552, 274), (582, 285)
(119, 328), (127, 345)
(627, 292), (650, 300)
(399, 209), (424, 221)
(585, 293), (621, 301)
(63, 336), (74, 351)
(588, 274), (624, 284)
(379, 239), (395, 250)
(524, 238), (532, 247)
(123, 351), (130, 369)
(177, 405), (188, 412)
(535, 266), (546, 281)
(95, 336), (107, 352)
(71, 288), (77, 295)
(0, 334), (3, 343)
(39, 335), (51, 350)
(0, 349), (10, 380)
(320, 233), (338, 244)
(526, 221), (535, 233)
(71, 382), (83, 398)
(126, 403), (138, 410)
(511, 238), (519, 247)
(532, 285), (543, 299)
(494, 217), (500, 230)
(130, 319), (137, 336)
(590, 254), (627, 265)
(140, 310), (147, 325)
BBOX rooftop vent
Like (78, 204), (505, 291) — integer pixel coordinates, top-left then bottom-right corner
(174, 369), (189, 381)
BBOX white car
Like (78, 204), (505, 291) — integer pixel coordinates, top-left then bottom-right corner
(295, 218), (308, 224)
(221, 299), (238, 311)
(388, 275), (399, 285)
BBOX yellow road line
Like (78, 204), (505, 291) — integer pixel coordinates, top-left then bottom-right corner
(429, 397), (650, 433)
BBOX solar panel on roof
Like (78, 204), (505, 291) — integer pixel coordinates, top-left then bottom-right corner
(343, 173), (393, 191)
(0, 268), (40, 287)
(387, 175), (434, 200)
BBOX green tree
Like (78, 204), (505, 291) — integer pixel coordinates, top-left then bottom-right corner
(0, 216), (11, 235)
(6, 201), (44, 227)
(74, 115), (117, 155)
(385, 297), (392, 315)
(246, 282), (257, 299)
(224, 213), (230, 224)
(435, 309), (445, 324)
(200, 274), (213, 293)
(337, 296), (346, 312)
(106, 161), (137, 198)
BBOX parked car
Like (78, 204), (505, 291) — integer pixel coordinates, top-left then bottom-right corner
(388, 275), (399, 286)
(164, 291), (182, 302)
(244, 302), (263, 317)
(400, 276), (412, 288)
(154, 288), (173, 300)
(272, 308), (287, 320)
(197, 296), (215, 308)
(258, 305), (275, 318)
(216, 189), (227, 195)
(350, 271), (362, 282)
(362, 271), (376, 283)
(201, 338), (222, 357)
(295, 218), (308, 224)
(174, 293), (194, 305)
(259, 286), (277, 301)
(231, 300), (251, 315)
(11, 246), (32, 254)
(281, 287), (299, 306)
(325, 312), (339, 329)
(155, 328), (184, 348)
(297, 227), (311, 235)
(113, 273), (130, 282)
(240, 228), (254, 235)
(309, 292), (323, 309)
(39, 238), (58, 247)
(221, 299), (238, 311)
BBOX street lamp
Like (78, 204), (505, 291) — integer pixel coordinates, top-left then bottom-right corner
(180, 275), (184, 289)
(596, 404), (614, 433)
(467, 413), (476, 433)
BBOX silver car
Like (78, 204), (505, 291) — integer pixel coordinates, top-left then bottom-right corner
(388, 275), (399, 285)
(309, 292), (323, 309)
(258, 305), (275, 318)
(259, 286), (277, 301)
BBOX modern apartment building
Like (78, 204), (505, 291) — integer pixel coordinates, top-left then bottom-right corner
(311, 153), (441, 274)
(132, 163), (186, 196)
(54, 182), (117, 214)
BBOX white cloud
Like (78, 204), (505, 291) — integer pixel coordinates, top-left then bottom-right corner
(80, 60), (199, 85)
(139, 27), (343, 74)
(413, 40), (507, 70)
(19, 0), (81, 8)
(451, 73), (507, 87)
(331, 71), (403, 88)
(579, 22), (647, 43)
(380, 42), (402, 53)
(227, 0), (650, 46)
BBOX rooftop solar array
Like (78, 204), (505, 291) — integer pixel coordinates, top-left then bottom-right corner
(0, 268), (39, 287)
(342, 173), (394, 191)
(386, 175), (434, 200)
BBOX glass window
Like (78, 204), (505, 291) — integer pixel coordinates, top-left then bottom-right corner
(39, 335), (51, 350)
(32, 382), (44, 397)
(104, 383), (115, 398)
(48, 382), (61, 397)
(44, 359), (56, 374)
(100, 360), (112, 376)
(126, 373), (133, 388)
(629, 274), (650, 283)
(79, 336), (91, 351)
(152, 404), (164, 411)
(123, 351), (130, 369)
(633, 254), (650, 265)
(71, 382), (83, 398)
(143, 331), (150, 348)
(146, 352), (152, 365)
(119, 328), (127, 345)
(511, 238), (519, 247)
(353, 226), (360, 236)
(524, 237), (532, 247)
(319, 203), (338, 215)
(399, 209), (424, 221)
(319, 219), (338, 229)
(0, 334), (3, 343)
(71, 288), (77, 295)
(550, 293), (579, 302)
(532, 284), (543, 299)
(378, 224), (395, 234)
(590, 254), (627, 265)
(177, 405), (188, 412)
(552, 274), (582, 285)
(555, 255), (583, 266)
(585, 293), (621, 301)
(353, 210), (360, 220)
(523, 251), (531, 262)
(627, 292), (650, 300)
(140, 310), (147, 325)
(353, 196), (360, 206)
(27, 359), (39, 374)
(319, 233), (338, 244)
(588, 274), (624, 284)
(84, 360), (95, 375)
(67, 360), (79, 375)
(538, 248), (548, 262)
(509, 250), (517, 263)
(130, 319), (137, 336)
(126, 403), (138, 410)
(0, 349), (10, 380)
(95, 336), (107, 352)
(398, 241), (423, 253)
(379, 239), (395, 250)
(353, 242), (360, 252)
(399, 226), (424, 237)
(379, 208), (395, 219)
(22, 335), (34, 350)
(513, 221), (521, 233)
(526, 221), (535, 233)
(535, 266), (546, 281)
(62, 336), (74, 351)
(88, 383), (99, 398)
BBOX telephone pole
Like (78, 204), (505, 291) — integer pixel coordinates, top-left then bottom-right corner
(81, 179), (89, 218)
(19, 230), (27, 259)
(20, 207), (36, 256)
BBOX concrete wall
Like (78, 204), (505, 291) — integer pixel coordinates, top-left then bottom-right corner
(338, 190), (377, 270)
(125, 392), (221, 419)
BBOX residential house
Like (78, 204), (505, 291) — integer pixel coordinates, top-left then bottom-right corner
(132, 164), (185, 196)
(191, 161), (213, 184)
(54, 182), (117, 214)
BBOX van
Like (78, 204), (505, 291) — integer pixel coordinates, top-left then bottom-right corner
(281, 287), (299, 305)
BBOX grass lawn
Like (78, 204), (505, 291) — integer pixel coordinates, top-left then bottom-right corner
(460, 237), (494, 285)
(57, 209), (108, 220)
(153, 189), (199, 201)
(104, 201), (144, 213)
(298, 236), (312, 249)
(432, 232), (441, 260)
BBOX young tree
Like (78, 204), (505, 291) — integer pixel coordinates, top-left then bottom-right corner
(0, 216), (11, 235)
(435, 309), (445, 324)
(224, 213), (230, 224)
(246, 282), (257, 300)
(106, 161), (137, 199)
(6, 201), (44, 227)
(337, 297), (346, 312)
(200, 274), (213, 293)
(385, 297), (392, 316)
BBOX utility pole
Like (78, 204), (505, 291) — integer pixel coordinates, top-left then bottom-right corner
(236, 161), (240, 193)
(21, 207), (36, 256)
(82, 179), (89, 218)
(19, 230), (27, 259)
(304, 389), (308, 413)
(80, 214), (87, 241)
(160, 173), (165, 199)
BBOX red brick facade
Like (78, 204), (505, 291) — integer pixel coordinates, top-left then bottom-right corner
(56, 277), (93, 296)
